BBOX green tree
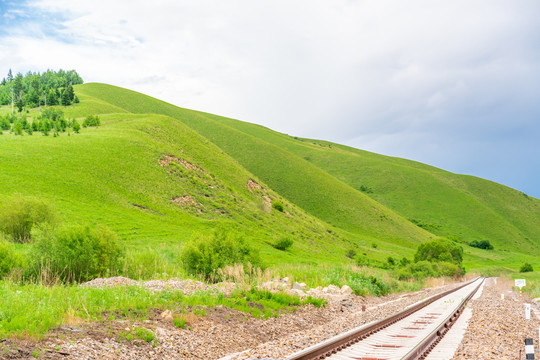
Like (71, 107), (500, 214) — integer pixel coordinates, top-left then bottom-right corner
(72, 119), (80, 133)
(46, 89), (58, 106)
(12, 73), (23, 101)
(12, 120), (23, 135)
(0, 116), (10, 130)
(65, 84), (75, 102)
(15, 97), (24, 113)
(61, 88), (71, 106)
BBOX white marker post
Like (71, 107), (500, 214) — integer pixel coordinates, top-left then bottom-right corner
(516, 279), (526, 298)
(525, 338), (535, 359)
(526, 304), (531, 320)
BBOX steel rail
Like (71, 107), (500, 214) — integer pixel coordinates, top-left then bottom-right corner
(286, 277), (482, 360)
(401, 277), (484, 360)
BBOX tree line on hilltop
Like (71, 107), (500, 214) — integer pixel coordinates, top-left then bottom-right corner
(0, 69), (83, 112)
(0, 109), (100, 137)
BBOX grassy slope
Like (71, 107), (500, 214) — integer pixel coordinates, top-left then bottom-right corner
(75, 83), (434, 250)
(192, 114), (540, 269)
(0, 108), (354, 267)
(2, 82), (538, 272)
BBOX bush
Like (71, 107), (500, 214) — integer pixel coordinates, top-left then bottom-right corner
(397, 260), (462, 280)
(28, 225), (124, 282)
(0, 195), (56, 243)
(519, 262), (534, 273)
(345, 249), (357, 259)
(321, 267), (390, 296)
(181, 229), (262, 282)
(414, 239), (463, 265)
(356, 255), (370, 266)
(82, 115), (101, 127)
(469, 240), (494, 250)
(0, 236), (25, 278)
(273, 237), (293, 251)
(399, 257), (411, 267)
(271, 201), (284, 212)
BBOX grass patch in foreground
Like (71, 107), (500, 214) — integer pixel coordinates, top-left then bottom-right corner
(0, 281), (324, 339)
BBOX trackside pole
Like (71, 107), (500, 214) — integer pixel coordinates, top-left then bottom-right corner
(525, 338), (535, 359)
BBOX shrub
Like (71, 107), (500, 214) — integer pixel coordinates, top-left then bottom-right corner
(386, 256), (396, 268)
(359, 185), (373, 193)
(271, 201), (284, 212)
(321, 267), (390, 296)
(0, 236), (25, 278)
(122, 248), (170, 280)
(28, 225), (124, 282)
(399, 257), (410, 267)
(83, 115), (101, 127)
(0, 195), (56, 243)
(356, 255), (370, 266)
(414, 239), (463, 265)
(519, 262), (534, 273)
(437, 261), (462, 277)
(397, 260), (462, 280)
(345, 249), (357, 259)
(273, 237), (293, 251)
(469, 240), (494, 250)
(181, 229), (262, 282)
(72, 119), (80, 133)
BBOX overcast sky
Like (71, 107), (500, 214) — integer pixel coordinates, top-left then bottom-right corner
(1, 0), (539, 198)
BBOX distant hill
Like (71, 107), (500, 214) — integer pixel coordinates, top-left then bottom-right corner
(0, 82), (538, 272)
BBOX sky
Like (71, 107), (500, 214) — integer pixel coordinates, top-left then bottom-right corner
(1, 0), (539, 198)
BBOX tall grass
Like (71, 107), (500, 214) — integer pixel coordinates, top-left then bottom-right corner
(0, 278), (324, 339)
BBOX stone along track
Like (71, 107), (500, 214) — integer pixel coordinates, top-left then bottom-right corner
(286, 278), (484, 360)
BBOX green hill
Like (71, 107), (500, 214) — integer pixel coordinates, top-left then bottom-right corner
(0, 82), (538, 274)
(195, 116), (540, 256)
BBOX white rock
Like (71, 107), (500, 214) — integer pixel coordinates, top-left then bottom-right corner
(292, 282), (307, 291)
(328, 284), (341, 294)
(341, 285), (353, 295)
(288, 289), (305, 297)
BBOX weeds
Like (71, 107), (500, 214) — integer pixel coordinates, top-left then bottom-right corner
(173, 316), (186, 329)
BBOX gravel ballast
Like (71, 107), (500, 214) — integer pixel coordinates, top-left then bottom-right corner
(2, 276), (538, 360)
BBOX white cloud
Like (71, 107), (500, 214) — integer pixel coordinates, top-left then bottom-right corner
(2, 0), (540, 196)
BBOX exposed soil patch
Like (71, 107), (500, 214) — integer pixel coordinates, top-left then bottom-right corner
(170, 195), (204, 212)
(247, 179), (262, 192)
(247, 179), (271, 210)
(159, 154), (205, 174)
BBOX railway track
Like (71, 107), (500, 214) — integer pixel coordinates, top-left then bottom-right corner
(286, 277), (484, 360)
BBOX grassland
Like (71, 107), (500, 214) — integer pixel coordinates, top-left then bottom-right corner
(70, 83), (539, 268)
(0, 82), (538, 338)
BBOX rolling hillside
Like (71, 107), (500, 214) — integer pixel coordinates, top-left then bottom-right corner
(1, 82), (538, 273)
